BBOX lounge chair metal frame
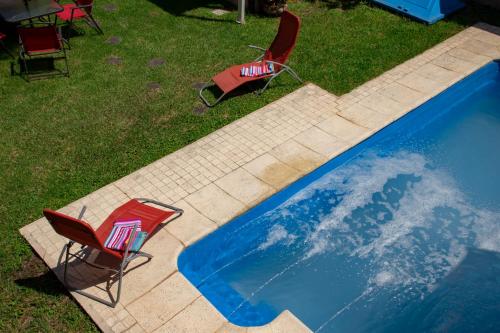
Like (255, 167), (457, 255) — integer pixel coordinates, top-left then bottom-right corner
(58, 198), (183, 307)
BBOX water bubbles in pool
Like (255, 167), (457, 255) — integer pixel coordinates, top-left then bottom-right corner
(280, 150), (500, 294)
(372, 271), (395, 287)
(258, 224), (297, 251)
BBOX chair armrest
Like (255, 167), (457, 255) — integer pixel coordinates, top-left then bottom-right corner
(248, 45), (266, 51)
(78, 205), (87, 219)
(264, 60), (292, 71)
(136, 198), (184, 214)
(248, 45), (266, 61)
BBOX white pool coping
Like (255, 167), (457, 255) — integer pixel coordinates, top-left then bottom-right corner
(20, 23), (500, 333)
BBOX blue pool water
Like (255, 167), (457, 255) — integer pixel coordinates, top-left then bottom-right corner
(179, 61), (500, 333)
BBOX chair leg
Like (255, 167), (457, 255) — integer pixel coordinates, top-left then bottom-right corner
(256, 70), (283, 95)
(61, 244), (154, 308)
(63, 241), (74, 284)
(285, 67), (303, 83)
(86, 15), (103, 35)
(62, 47), (70, 77)
(199, 82), (226, 107)
(256, 66), (302, 96)
(136, 251), (153, 260)
(113, 261), (126, 306)
(20, 54), (30, 82)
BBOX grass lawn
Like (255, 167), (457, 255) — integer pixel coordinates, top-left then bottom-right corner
(1, 0), (499, 331)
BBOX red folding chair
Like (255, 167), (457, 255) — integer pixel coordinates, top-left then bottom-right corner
(43, 198), (183, 307)
(55, 0), (103, 37)
(199, 10), (302, 107)
(0, 32), (14, 58)
(17, 23), (69, 81)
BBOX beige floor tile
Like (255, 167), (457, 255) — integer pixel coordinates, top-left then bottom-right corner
(294, 126), (349, 158)
(460, 38), (500, 58)
(337, 103), (391, 130)
(378, 83), (426, 106)
(446, 47), (490, 65)
(185, 183), (246, 226)
(114, 229), (184, 306)
(246, 326), (273, 333)
(474, 30), (500, 46)
(270, 140), (326, 174)
(166, 200), (218, 247)
(414, 63), (462, 85)
(215, 168), (275, 207)
(397, 72), (447, 95)
(128, 272), (200, 332)
(268, 311), (312, 333)
(155, 297), (226, 333)
(125, 324), (146, 333)
(216, 323), (248, 333)
(431, 53), (478, 74)
(358, 92), (404, 116)
(317, 114), (370, 144)
(243, 154), (302, 189)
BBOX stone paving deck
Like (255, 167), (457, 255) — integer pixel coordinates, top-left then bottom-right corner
(20, 23), (500, 333)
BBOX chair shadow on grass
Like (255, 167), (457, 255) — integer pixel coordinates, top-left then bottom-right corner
(15, 247), (151, 302)
(147, 0), (237, 22)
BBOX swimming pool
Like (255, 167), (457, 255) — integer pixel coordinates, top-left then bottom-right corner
(179, 61), (500, 333)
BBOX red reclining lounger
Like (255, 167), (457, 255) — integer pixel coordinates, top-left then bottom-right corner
(43, 198), (183, 307)
(199, 10), (302, 107)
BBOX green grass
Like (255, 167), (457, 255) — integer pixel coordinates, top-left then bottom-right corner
(1, 0), (499, 331)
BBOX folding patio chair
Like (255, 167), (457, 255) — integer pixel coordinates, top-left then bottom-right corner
(55, 0), (103, 38)
(17, 23), (69, 81)
(199, 10), (302, 107)
(43, 198), (183, 307)
(0, 32), (14, 58)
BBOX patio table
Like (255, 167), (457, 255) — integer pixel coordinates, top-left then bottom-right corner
(0, 0), (62, 23)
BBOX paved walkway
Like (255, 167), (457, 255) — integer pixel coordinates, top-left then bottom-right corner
(20, 23), (500, 333)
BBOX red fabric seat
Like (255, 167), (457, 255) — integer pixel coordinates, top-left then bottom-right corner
(0, 32), (6, 41)
(56, 4), (88, 21)
(18, 25), (63, 56)
(213, 63), (274, 94)
(44, 199), (176, 259)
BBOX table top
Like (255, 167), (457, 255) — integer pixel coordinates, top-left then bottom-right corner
(0, 0), (63, 23)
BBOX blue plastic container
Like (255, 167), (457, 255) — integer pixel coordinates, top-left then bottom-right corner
(372, 0), (465, 24)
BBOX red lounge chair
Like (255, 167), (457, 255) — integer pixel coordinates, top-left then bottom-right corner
(17, 23), (69, 81)
(55, 0), (103, 36)
(199, 10), (302, 107)
(43, 198), (183, 307)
